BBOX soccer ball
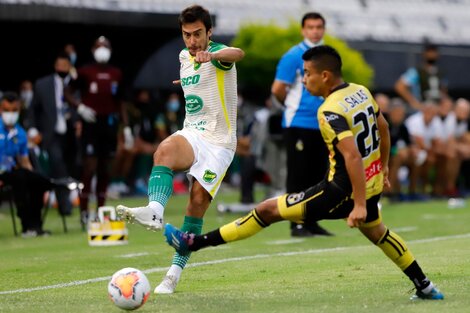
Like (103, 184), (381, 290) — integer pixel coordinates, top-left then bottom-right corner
(108, 267), (151, 310)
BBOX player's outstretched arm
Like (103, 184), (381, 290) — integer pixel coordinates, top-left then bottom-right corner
(336, 137), (367, 228)
(212, 47), (245, 63)
(195, 47), (245, 64)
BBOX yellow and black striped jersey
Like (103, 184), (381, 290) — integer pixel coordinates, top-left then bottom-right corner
(318, 82), (383, 199)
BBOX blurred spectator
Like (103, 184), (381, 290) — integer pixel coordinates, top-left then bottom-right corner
(64, 43), (78, 79)
(434, 96), (455, 196)
(0, 92), (53, 237)
(63, 44), (83, 180)
(405, 100), (445, 198)
(156, 92), (185, 139)
(65, 36), (130, 225)
(384, 97), (416, 201)
(217, 94), (270, 213)
(28, 52), (79, 216)
(226, 91), (258, 189)
(263, 97), (287, 198)
(374, 92), (390, 119)
(109, 89), (162, 197)
(395, 43), (448, 113)
(439, 97), (470, 196)
(18, 79), (34, 128)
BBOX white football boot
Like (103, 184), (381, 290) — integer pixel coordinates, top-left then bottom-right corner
(116, 205), (163, 231)
(154, 275), (179, 294)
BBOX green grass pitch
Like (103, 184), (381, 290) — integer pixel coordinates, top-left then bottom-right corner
(1, 190), (469, 313)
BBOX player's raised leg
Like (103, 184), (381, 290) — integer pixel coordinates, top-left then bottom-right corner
(117, 135), (194, 231)
(164, 197), (284, 255)
(116, 165), (173, 231)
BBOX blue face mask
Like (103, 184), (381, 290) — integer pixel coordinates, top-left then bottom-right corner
(166, 100), (180, 112)
(69, 52), (77, 65)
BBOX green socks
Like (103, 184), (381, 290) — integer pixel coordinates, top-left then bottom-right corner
(172, 216), (203, 269)
(149, 166), (202, 270)
(148, 166), (174, 207)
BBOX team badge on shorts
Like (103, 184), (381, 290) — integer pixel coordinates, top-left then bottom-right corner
(203, 169), (217, 183)
(287, 192), (305, 205)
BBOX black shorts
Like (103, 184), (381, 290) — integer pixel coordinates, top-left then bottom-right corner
(81, 115), (118, 158)
(284, 127), (329, 192)
(277, 180), (382, 227)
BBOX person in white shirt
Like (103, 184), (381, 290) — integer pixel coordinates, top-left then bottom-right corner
(405, 101), (445, 197)
(439, 97), (470, 196)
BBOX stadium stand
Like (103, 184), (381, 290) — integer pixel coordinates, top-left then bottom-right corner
(1, 0), (470, 44)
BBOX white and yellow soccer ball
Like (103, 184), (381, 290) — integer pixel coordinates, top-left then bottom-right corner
(108, 267), (151, 310)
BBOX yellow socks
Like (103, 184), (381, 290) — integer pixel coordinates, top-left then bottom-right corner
(219, 209), (268, 242)
(376, 228), (415, 270)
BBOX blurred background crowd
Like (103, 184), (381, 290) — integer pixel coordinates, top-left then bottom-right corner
(1, 0), (470, 236)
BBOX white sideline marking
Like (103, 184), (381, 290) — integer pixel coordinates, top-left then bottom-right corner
(266, 239), (306, 245)
(1, 232), (469, 295)
(393, 226), (418, 233)
(423, 214), (455, 220)
(117, 252), (151, 258)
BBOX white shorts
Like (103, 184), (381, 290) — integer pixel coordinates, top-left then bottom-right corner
(172, 129), (235, 198)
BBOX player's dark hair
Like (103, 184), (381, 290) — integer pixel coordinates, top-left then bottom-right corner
(1, 91), (19, 103)
(302, 45), (342, 76)
(179, 5), (212, 32)
(301, 12), (325, 28)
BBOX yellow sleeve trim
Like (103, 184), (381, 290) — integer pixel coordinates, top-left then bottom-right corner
(337, 130), (353, 141)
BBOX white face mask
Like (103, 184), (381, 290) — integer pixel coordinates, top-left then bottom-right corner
(2, 112), (19, 126)
(94, 47), (111, 63)
(20, 90), (33, 108)
(304, 38), (324, 48)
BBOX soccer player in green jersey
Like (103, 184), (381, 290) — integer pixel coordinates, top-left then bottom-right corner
(164, 45), (444, 301)
(117, 4), (244, 294)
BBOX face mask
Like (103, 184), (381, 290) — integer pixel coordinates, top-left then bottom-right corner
(69, 52), (77, 65)
(56, 71), (69, 79)
(304, 38), (324, 47)
(166, 100), (180, 112)
(94, 47), (111, 63)
(20, 90), (33, 104)
(2, 112), (19, 126)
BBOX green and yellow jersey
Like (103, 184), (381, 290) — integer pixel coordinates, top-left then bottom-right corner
(179, 41), (238, 151)
(318, 82), (383, 199)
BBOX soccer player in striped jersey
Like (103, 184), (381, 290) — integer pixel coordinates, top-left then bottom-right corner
(164, 45), (444, 301)
(117, 4), (244, 294)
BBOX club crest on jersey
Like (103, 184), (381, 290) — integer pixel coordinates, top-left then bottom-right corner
(203, 170), (217, 183)
(185, 95), (204, 114)
(287, 192), (305, 205)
